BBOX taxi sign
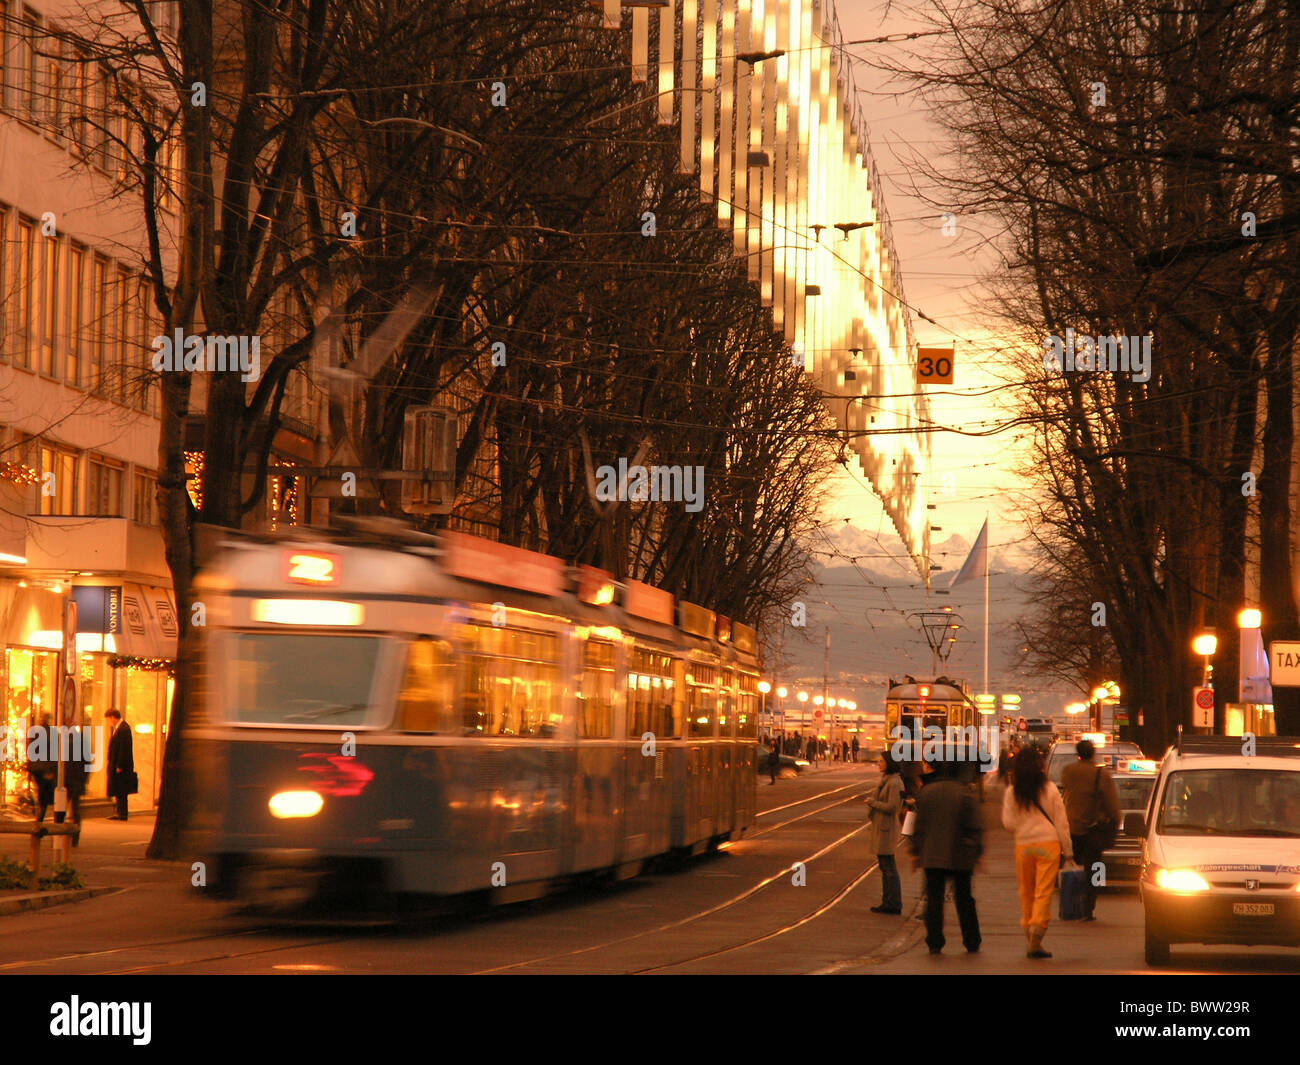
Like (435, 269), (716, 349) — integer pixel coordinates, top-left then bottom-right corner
(1122, 759), (1157, 774)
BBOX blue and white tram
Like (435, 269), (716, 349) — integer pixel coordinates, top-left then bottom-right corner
(184, 519), (760, 910)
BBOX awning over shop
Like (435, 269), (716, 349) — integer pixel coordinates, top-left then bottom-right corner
(115, 584), (179, 661)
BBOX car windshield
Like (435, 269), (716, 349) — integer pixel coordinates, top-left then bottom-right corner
(227, 632), (390, 727)
(1115, 776), (1155, 809)
(1156, 769), (1300, 837)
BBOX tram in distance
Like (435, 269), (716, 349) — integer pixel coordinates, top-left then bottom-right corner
(885, 675), (983, 739)
(183, 517), (761, 912)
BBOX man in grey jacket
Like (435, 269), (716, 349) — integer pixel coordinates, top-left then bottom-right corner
(910, 758), (983, 954)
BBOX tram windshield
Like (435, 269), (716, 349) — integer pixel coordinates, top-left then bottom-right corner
(226, 632), (389, 727)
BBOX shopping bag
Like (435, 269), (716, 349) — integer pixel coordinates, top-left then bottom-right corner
(899, 810), (917, 837)
(1058, 865), (1087, 920)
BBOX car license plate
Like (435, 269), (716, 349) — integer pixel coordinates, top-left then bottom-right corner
(1233, 903), (1274, 916)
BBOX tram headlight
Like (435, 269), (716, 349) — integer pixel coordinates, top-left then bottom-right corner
(269, 790), (324, 819)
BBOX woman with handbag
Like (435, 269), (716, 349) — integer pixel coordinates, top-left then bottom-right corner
(866, 752), (905, 913)
(1002, 746), (1073, 958)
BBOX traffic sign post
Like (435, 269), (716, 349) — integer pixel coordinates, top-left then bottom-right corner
(1192, 686), (1215, 730)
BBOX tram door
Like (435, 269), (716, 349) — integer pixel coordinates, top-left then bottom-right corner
(572, 638), (620, 873)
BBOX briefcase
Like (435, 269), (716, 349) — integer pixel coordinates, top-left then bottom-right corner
(1058, 866), (1087, 921)
(123, 770), (140, 796)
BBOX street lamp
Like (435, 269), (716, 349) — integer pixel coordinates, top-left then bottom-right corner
(1193, 632), (1217, 687)
(1238, 608), (1261, 630)
(758, 680), (771, 737)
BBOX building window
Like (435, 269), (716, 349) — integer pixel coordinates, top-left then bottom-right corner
(40, 234), (59, 377)
(47, 33), (65, 134)
(132, 469), (157, 525)
(91, 64), (109, 171)
(90, 255), (108, 392)
(66, 243), (84, 386)
(0, 202), (7, 352)
(37, 443), (77, 515)
(14, 218), (36, 368)
(17, 8), (39, 122)
(86, 458), (123, 516)
(0, 2), (7, 113)
(114, 265), (131, 402)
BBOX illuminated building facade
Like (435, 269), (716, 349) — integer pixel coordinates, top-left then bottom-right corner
(600, 0), (932, 575)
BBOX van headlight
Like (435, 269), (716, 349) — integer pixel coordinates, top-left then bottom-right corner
(1153, 867), (1210, 892)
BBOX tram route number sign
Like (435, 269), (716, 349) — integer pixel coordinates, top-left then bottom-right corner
(917, 346), (955, 385)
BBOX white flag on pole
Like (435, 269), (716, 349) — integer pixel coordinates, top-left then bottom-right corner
(950, 519), (988, 588)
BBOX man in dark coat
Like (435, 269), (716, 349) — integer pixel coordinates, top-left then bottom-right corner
(910, 759), (983, 955)
(104, 709), (134, 820)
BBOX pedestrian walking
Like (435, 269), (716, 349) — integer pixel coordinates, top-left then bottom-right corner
(105, 709), (135, 820)
(851, 736), (860, 763)
(1061, 739), (1120, 921)
(867, 752), (905, 913)
(26, 714), (56, 822)
(768, 738), (780, 785)
(910, 759), (983, 954)
(1002, 746), (1074, 958)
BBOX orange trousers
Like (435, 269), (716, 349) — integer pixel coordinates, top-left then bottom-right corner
(1015, 841), (1060, 930)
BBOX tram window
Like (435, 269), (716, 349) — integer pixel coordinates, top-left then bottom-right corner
(397, 638), (454, 733)
(718, 669), (733, 736)
(687, 664), (717, 738)
(228, 633), (385, 726)
(458, 624), (562, 737)
(580, 641), (615, 738)
(737, 672), (758, 738)
(628, 648), (679, 739)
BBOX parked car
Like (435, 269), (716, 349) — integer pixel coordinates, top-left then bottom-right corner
(1048, 739), (1144, 790)
(1100, 759), (1159, 882)
(755, 743), (809, 775)
(1135, 736), (1300, 966)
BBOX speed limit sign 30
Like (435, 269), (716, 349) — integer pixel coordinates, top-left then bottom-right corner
(917, 346), (955, 384)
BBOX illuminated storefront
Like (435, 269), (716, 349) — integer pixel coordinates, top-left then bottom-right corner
(0, 577), (176, 812)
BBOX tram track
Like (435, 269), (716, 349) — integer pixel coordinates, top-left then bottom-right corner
(1, 775), (887, 975)
(473, 793), (880, 974)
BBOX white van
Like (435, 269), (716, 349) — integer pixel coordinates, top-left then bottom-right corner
(1135, 735), (1300, 966)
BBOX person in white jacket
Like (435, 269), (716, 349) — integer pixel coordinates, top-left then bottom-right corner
(1002, 746), (1074, 958)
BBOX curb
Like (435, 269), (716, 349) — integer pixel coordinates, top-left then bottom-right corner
(0, 886), (118, 916)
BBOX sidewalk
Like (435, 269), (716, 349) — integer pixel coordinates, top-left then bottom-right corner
(823, 779), (1145, 973)
(0, 810), (176, 914)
